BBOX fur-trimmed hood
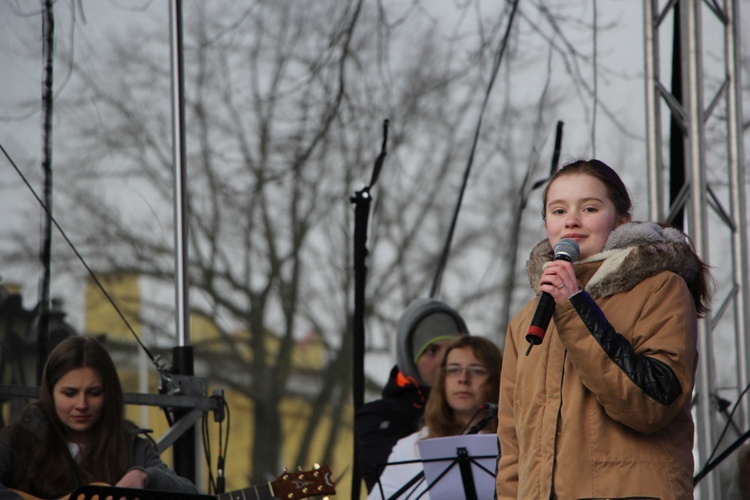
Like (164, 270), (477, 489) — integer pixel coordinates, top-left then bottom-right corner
(527, 221), (702, 299)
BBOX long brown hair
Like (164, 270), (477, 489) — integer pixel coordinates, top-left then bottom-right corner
(2, 336), (131, 497)
(423, 336), (502, 438)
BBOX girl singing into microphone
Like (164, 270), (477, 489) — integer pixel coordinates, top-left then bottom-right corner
(497, 159), (712, 500)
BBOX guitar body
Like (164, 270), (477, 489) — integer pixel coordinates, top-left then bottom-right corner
(10, 482), (109, 500)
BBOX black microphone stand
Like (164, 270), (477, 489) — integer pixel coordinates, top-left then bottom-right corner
(351, 119), (389, 499)
(463, 404), (497, 435)
(384, 466), (425, 500)
(466, 414), (494, 435)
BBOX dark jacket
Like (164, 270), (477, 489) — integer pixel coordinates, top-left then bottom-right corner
(356, 366), (430, 491)
(0, 405), (199, 498)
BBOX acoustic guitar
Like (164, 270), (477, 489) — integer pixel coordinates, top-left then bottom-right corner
(11, 465), (336, 500)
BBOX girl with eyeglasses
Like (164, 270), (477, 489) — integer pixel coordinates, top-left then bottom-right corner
(368, 335), (502, 499)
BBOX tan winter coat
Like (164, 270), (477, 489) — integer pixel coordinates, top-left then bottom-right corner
(497, 222), (701, 500)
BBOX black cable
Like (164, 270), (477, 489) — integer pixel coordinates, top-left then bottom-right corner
(694, 427), (750, 486)
(429, 0), (521, 298)
(216, 399), (230, 494)
(717, 395), (743, 436)
(202, 411), (216, 493)
(0, 141), (175, 386)
(200, 396), (231, 494)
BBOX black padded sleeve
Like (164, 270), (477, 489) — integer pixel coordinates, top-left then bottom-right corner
(568, 291), (682, 405)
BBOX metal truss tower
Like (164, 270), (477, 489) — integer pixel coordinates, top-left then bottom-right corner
(644, 0), (748, 498)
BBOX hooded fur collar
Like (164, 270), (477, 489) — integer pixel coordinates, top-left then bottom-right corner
(527, 221), (701, 299)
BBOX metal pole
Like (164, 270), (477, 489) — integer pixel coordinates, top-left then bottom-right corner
(682, 1), (717, 498)
(643, 0), (663, 222)
(725, 0), (750, 433)
(170, 1), (190, 349)
(169, 0), (196, 481)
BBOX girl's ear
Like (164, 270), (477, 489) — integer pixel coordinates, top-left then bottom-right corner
(617, 214), (632, 227)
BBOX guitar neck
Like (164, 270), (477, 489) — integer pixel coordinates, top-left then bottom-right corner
(214, 465), (335, 500)
(216, 483), (274, 500)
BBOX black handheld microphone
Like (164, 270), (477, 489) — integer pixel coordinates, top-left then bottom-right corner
(525, 238), (579, 355)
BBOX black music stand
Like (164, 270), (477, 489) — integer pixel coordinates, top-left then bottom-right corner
(70, 484), (214, 500)
(371, 434), (497, 500)
(419, 434), (497, 500)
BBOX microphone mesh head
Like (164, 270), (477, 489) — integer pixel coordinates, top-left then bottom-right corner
(554, 238), (580, 261)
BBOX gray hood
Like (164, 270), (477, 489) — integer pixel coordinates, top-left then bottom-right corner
(395, 298), (469, 386)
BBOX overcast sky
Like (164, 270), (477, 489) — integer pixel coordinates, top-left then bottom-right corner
(1, 0), (749, 396)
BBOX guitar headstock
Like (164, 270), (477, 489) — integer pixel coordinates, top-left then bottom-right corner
(271, 464), (336, 499)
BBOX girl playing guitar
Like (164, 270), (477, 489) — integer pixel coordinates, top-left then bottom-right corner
(0, 336), (199, 499)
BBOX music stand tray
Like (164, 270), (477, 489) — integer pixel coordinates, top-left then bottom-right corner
(417, 434), (498, 500)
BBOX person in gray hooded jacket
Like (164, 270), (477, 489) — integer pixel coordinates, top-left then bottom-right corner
(0, 336), (199, 499)
(355, 298), (469, 492)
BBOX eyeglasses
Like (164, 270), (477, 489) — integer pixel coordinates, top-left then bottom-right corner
(443, 365), (489, 379)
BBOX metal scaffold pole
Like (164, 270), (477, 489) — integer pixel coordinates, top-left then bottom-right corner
(643, 1), (748, 498)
